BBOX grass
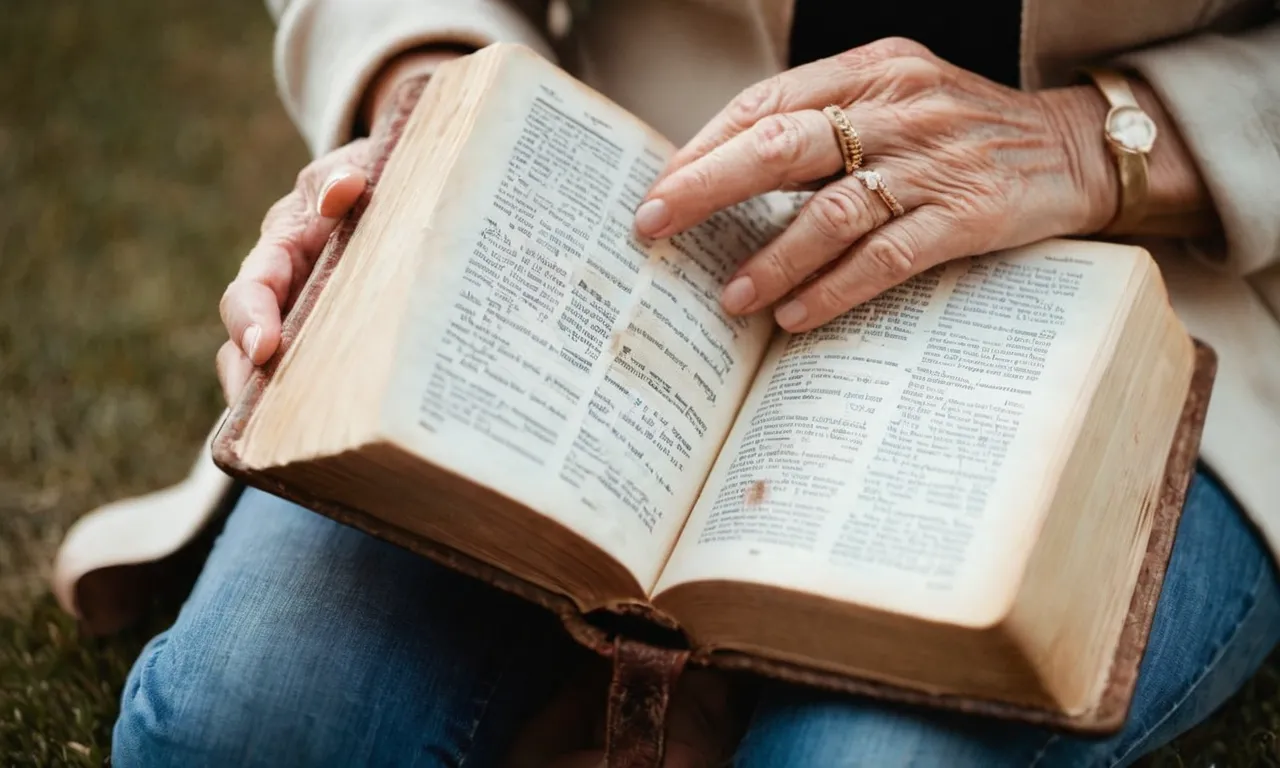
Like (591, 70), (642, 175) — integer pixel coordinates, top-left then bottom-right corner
(0, 1), (1277, 765)
(0, 0), (303, 763)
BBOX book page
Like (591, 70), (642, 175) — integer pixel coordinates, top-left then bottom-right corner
(655, 243), (1143, 622)
(381, 50), (797, 591)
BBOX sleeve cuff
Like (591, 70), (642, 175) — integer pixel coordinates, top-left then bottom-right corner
(275, 0), (555, 156)
(1119, 23), (1280, 275)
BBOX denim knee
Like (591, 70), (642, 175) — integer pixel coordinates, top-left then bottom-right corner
(111, 488), (581, 766)
(113, 621), (372, 767)
(112, 632), (255, 768)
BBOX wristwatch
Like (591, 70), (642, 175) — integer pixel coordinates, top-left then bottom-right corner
(1083, 68), (1158, 234)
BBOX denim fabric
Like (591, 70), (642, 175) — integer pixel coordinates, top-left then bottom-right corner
(734, 470), (1280, 767)
(112, 489), (578, 767)
(114, 470), (1280, 767)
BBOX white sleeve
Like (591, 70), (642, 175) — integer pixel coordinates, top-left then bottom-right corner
(1119, 18), (1280, 275)
(267, 0), (555, 156)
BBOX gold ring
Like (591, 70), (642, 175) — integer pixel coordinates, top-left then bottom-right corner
(853, 169), (905, 218)
(822, 105), (863, 175)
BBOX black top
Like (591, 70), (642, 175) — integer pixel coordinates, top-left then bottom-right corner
(788, 1), (1023, 89)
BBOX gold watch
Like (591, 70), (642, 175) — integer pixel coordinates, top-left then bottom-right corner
(1083, 68), (1158, 234)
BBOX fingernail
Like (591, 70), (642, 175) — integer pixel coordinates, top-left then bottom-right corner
(634, 199), (671, 237)
(316, 171), (352, 217)
(721, 276), (757, 314)
(775, 301), (809, 329)
(242, 325), (261, 362)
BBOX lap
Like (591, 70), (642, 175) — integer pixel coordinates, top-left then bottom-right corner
(735, 469), (1280, 767)
(115, 470), (1280, 767)
(113, 488), (578, 768)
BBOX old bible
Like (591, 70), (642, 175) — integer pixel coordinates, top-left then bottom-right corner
(213, 43), (1212, 732)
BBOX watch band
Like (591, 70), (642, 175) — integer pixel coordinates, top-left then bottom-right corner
(1084, 68), (1154, 235)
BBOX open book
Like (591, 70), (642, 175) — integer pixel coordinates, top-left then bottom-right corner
(214, 43), (1210, 732)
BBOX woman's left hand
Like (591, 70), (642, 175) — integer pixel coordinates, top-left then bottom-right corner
(635, 37), (1118, 332)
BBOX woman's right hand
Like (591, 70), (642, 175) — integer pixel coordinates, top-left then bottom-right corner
(216, 48), (461, 404)
(216, 140), (372, 404)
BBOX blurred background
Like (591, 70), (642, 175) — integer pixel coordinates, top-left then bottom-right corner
(0, 1), (1276, 765)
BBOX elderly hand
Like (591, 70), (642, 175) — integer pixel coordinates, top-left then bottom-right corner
(635, 38), (1122, 332)
(215, 139), (372, 403)
(216, 49), (461, 403)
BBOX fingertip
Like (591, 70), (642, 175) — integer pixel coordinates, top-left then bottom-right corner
(243, 322), (281, 365)
(634, 198), (671, 238)
(774, 300), (810, 332)
(241, 325), (261, 362)
(316, 169), (367, 218)
(720, 275), (757, 315)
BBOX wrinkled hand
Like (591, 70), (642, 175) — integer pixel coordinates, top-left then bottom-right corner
(636, 38), (1115, 332)
(217, 50), (459, 403)
(216, 141), (371, 403)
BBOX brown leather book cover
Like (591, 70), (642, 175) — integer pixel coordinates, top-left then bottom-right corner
(212, 77), (1217, 760)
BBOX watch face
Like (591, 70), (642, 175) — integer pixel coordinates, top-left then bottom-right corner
(1106, 105), (1157, 153)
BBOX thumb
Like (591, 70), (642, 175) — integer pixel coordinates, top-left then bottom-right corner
(315, 168), (368, 219)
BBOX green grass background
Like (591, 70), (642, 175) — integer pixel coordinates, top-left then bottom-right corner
(0, 1), (1277, 765)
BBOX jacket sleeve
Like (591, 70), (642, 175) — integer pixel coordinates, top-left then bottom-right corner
(1118, 16), (1280, 275)
(265, 0), (556, 157)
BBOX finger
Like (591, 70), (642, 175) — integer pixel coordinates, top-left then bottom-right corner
(639, 106), (893, 239)
(657, 38), (931, 184)
(721, 172), (909, 314)
(219, 200), (311, 365)
(222, 153), (370, 363)
(216, 339), (254, 405)
(219, 278), (283, 366)
(293, 163), (370, 252)
(297, 137), (371, 216)
(774, 204), (961, 332)
(285, 139), (373, 264)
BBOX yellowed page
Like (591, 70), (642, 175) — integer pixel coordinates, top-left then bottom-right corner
(654, 241), (1145, 624)
(380, 47), (795, 591)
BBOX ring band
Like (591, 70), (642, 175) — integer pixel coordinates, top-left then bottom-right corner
(822, 105), (863, 175)
(853, 169), (905, 218)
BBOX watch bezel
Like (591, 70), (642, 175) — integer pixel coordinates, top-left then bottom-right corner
(1104, 104), (1158, 154)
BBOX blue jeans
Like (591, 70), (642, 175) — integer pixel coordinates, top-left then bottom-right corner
(114, 470), (1280, 766)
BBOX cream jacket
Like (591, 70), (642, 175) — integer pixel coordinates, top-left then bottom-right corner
(54, 0), (1280, 634)
(266, 0), (1280, 552)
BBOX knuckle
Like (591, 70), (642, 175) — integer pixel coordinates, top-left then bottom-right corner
(863, 233), (917, 281)
(813, 275), (856, 317)
(262, 235), (302, 271)
(247, 242), (298, 295)
(682, 164), (716, 198)
(752, 114), (806, 167)
(807, 184), (874, 243)
(261, 193), (302, 234)
(871, 36), (933, 60)
(294, 161), (324, 192)
(729, 79), (781, 129)
(761, 247), (805, 288)
(252, 256), (293, 295)
(342, 138), (372, 165)
(889, 57), (945, 92)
